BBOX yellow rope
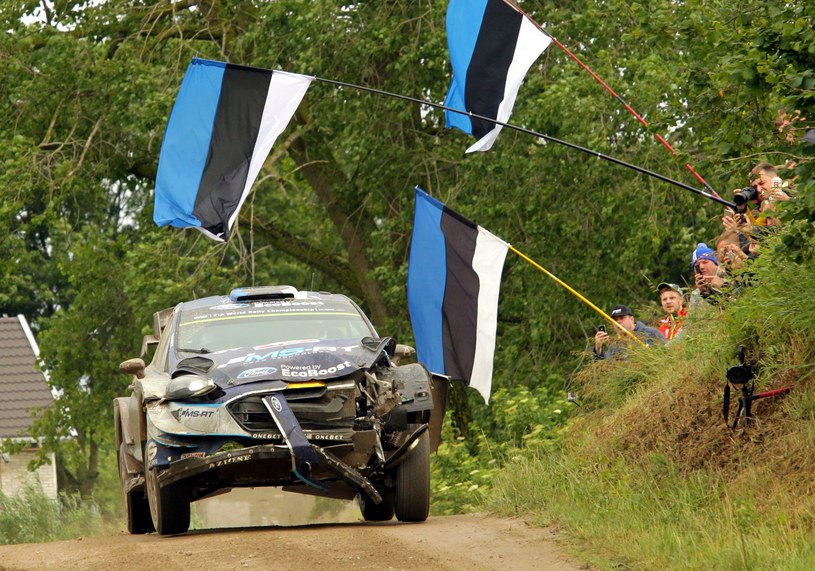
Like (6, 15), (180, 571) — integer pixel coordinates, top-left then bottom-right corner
(508, 245), (650, 350)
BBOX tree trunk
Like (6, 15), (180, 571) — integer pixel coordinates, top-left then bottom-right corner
(287, 107), (389, 325)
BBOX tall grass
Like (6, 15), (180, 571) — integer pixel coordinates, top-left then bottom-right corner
(488, 452), (815, 570)
(485, 231), (815, 570)
(0, 483), (114, 545)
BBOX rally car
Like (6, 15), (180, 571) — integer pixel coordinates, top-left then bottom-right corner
(115, 286), (448, 535)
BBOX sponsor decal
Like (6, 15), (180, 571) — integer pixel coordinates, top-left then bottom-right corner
(181, 452), (207, 459)
(208, 454), (251, 468)
(172, 408), (216, 419)
(211, 303), (249, 310)
(281, 361), (353, 378)
(237, 367), (278, 379)
(245, 347), (305, 363)
(308, 433), (351, 441)
(217, 344), (361, 369)
(269, 396), (283, 412)
(249, 432), (349, 441)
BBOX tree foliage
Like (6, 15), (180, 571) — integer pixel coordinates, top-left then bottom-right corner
(0, 0), (812, 496)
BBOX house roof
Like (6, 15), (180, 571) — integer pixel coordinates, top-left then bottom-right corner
(0, 316), (53, 439)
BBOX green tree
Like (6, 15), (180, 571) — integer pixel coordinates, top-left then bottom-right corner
(1, 0), (811, 497)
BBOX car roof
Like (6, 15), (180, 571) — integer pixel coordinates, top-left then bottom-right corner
(178, 287), (359, 312)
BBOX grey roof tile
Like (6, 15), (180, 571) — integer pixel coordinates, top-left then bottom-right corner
(0, 317), (53, 438)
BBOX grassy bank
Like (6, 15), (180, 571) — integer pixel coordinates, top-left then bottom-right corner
(487, 227), (815, 570)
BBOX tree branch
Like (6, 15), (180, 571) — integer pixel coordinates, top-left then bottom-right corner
(243, 214), (366, 302)
(286, 106), (389, 324)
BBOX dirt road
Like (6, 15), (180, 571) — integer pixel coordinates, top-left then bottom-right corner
(0, 513), (582, 571)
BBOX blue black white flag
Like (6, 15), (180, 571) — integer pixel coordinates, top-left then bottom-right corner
(154, 58), (313, 241)
(444, 0), (551, 153)
(407, 188), (508, 403)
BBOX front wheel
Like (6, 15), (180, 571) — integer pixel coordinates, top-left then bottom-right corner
(118, 444), (153, 534)
(358, 488), (395, 521)
(394, 430), (430, 522)
(145, 453), (190, 535)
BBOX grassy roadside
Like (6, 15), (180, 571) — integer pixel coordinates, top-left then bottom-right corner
(0, 484), (120, 545)
(486, 228), (815, 570)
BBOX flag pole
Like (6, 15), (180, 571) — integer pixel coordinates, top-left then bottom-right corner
(503, 0), (722, 199)
(312, 76), (736, 209)
(508, 245), (650, 350)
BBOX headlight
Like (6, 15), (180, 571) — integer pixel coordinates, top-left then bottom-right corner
(166, 375), (217, 400)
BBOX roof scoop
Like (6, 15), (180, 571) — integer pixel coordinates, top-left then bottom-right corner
(229, 286), (298, 302)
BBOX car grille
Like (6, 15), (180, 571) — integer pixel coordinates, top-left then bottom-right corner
(227, 386), (355, 432)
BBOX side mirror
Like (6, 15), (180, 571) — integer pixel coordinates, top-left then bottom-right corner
(392, 344), (416, 365)
(120, 358), (146, 379)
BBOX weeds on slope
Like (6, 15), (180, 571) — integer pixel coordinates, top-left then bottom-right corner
(486, 229), (815, 570)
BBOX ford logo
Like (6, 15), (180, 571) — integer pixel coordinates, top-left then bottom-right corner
(270, 396), (283, 412)
(237, 367), (278, 379)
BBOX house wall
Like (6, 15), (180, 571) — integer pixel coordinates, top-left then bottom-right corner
(0, 447), (58, 499)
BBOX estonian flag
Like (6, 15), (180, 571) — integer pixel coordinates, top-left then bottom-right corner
(407, 188), (508, 403)
(444, 0), (551, 153)
(154, 58), (313, 241)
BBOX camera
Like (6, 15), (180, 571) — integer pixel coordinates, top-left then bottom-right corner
(734, 186), (759, 207)
(726, 346), (754, 385)
(598, 324), (606, 333)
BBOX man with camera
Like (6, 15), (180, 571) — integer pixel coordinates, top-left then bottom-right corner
(593, 304), (663, 360)
(732, 163), (790, 226)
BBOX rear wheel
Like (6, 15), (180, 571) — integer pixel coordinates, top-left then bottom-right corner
(358, 488), (395, 521)
(394, 430), (430, 522)
(145, 454), (190, 535)
(118, 444), (153, 534)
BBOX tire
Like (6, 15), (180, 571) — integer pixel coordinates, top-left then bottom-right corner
(394, 430), (430, 522)
(145, 455), (190, 535)
(358, 489), (395, 522)
(118, 443), (153, 534)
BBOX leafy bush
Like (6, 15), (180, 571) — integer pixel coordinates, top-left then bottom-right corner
(430, 385), (571, 515)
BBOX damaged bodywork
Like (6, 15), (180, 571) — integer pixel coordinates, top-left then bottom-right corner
(115, 286), (449, 535)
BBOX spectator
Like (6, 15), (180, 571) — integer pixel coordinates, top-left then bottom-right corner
(656, 283), (687, 340)
(721, 214), (760, 258)
(689, 243), (729, 308)
(715, 231), (754, 271)
(733, 163), (790, 227)
(593, 304), (663, 360)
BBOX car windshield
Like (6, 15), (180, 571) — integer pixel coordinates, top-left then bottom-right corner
(174, 300), (373, 354)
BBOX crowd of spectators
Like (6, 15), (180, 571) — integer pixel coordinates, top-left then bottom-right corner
(592, 162), (791, 360)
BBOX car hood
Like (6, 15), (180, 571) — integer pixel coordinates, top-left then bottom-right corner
(174, 337), (393, 387)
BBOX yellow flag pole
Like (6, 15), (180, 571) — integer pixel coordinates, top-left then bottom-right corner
(508, 246), (649, 350)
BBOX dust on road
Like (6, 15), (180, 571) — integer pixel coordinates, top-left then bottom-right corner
(0, 513), (582, 571)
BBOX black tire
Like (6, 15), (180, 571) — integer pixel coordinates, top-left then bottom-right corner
(395, 430), (430, 522)
(358, 489), (395, 521)
(118, 444), (153, 534)
(145, 457), (190, 535)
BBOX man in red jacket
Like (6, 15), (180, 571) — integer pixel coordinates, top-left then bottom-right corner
(657, 283), (687, 340)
